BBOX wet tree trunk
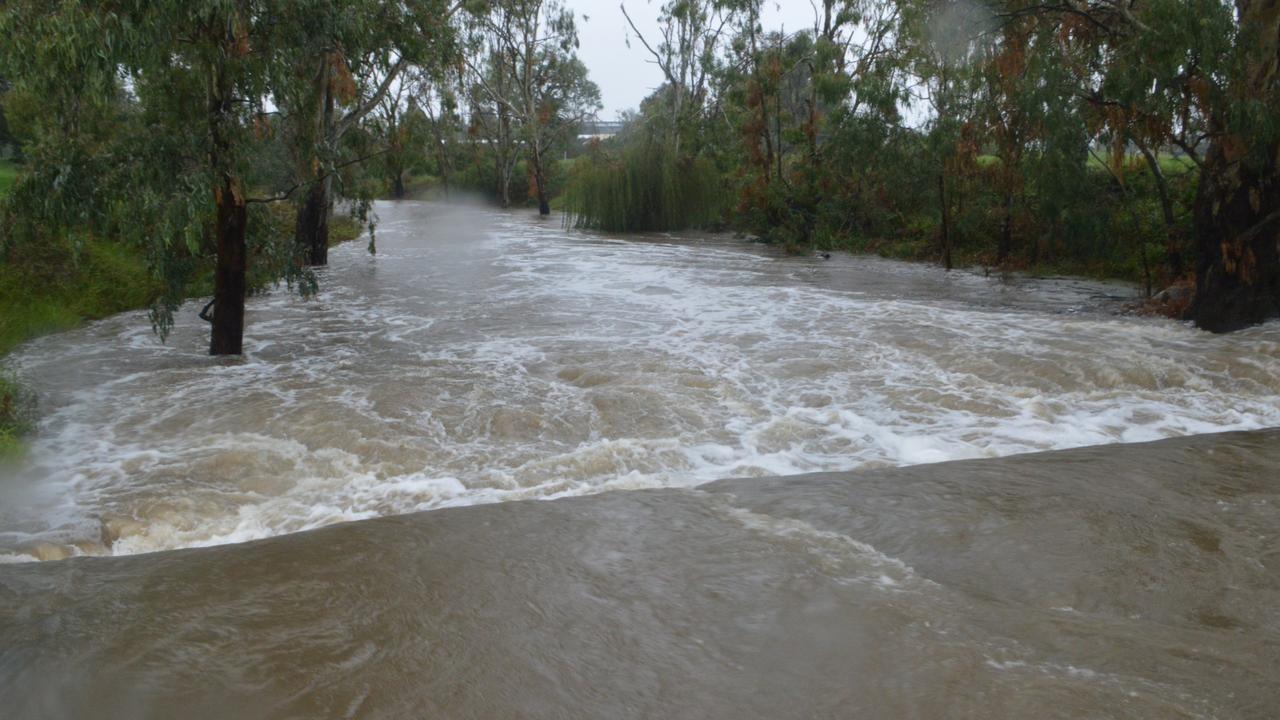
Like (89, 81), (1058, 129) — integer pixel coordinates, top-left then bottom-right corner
(998, 191), (1014, 265)
(939, 173), (953, 271)
(1187, 3), (1280, 332)
(210, 174), (248, 356)
(295, 57), (334, 267)
(206, 35), (247, 357)
(1135, 141), (1183, 280)
(1188, 145), (1280, 331)
(295, 177), (331, 266)
(392, 172), (407, 199)
(531, 143), (550, 216)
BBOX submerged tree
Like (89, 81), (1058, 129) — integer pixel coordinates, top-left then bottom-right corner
(273, 0), (458, 266)
(993, 0), (1278, 330)
(0, 1), (290, 354)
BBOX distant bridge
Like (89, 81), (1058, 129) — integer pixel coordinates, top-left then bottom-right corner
(577, 120), (626, 139)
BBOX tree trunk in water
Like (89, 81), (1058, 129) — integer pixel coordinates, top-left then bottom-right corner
(210, 176), (248, 356)
(294, 53), (334, 267)
(998, 191), (1013, 265)
(392, 172), (407, 199)
(939, 173), (953, 271)
(1136, 141), (1183, 281)
(295, 178), (330, 267)
(1187, 4), (1280, 332)
(1188, 145), (1280, 331)
(532, 145), (550, 216)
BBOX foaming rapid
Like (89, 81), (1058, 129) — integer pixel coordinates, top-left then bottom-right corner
(2, 201), (1279, 559)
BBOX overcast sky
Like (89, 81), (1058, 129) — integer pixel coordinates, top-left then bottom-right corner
(571, 0), (818, 118)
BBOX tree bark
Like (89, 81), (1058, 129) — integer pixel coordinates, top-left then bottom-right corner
(1135, 140), (1183, 280)
(207, 31), (247, 357)
(294, 54), (334, 267)
(998, 191), (1013, 265)
(1188, 145), (1280, 331)
(531, 143), (550, 215)
(1187, 3), (1280, 332)
(295, 177), (330, 266)
(939, 172), (953, 271)
(210, 175), (248, 356)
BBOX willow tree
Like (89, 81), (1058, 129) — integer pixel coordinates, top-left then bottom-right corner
(0, 1), (320, 355)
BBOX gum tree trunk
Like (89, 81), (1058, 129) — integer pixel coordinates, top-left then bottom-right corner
(1135, 141), (1184, 280)
(531, 143), (550, 216)
(998, 191), (1014, 265)
(1188, 146), (1280, 331)
(939, 173), (953, 271)
(1187, 2), (1280, 332)
(295, 177), (331, 266)
(210, 175), (248, 355)
(295, 54), (334, 267)
(207, 35), (248, 357)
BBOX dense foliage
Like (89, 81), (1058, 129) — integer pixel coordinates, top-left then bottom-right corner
(0, 0), (1275, 374)
(563, 0), (1278, 332)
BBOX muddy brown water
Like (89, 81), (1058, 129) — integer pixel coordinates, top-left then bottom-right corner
(1, 431), (1278, 719)
(1, 202), (1278, 717)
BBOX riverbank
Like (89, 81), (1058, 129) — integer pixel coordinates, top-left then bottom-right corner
(2, 429), (1276, 718)
(0, 205), (365, 454)
(2, 201), (1276, 561)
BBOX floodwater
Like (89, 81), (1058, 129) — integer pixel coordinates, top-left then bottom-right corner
(1, 431), (1277, 718)
(1, 202), (1278, 718)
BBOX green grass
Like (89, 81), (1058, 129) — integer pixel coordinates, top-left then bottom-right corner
(0, 204), (364, 453)
(0, 370), (36, 459)
(0, 206), (366, 359)
(977, 153), (1197, 176)
(329, 214), (364, 246)
(0, 231), (153, 458)
(0, 161), (17, 195)
(0, 238), (157, 356)
(1084, 152), (1197, 175)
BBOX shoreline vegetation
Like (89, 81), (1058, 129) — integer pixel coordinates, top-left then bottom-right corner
(1, 0), (1277, 448)
(0, 165), (362, 454)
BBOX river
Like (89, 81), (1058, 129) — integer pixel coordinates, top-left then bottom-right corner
(1, 202), (1278, 717)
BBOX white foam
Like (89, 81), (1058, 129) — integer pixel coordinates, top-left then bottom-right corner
(3, 202), (1279, 558)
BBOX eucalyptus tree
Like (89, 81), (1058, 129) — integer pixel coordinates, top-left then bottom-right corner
(419, 73), (466, 199)
(0, 1), (290, 354)
(993, 0), (1278, 330)
(374, 74), (426, 199)
(729, 0), (906, 248)
(469, 0), (600, 215)
(622, 0), (728, 157)
(272, 0), (459, 266)
(0, 1), (451, 354)
(902, 0), (990, 270)
(464, 7), (524, 207)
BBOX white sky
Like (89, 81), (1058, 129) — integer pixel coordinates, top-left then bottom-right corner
(572, 0), (819, 118)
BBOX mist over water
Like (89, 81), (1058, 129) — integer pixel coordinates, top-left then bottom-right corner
(1, 201), (1279, 560)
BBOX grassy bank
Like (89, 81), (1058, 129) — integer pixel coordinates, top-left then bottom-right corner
(0, 236), (158, 356)
(0, 204), (363, 455)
